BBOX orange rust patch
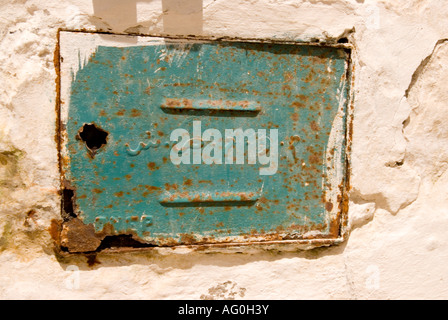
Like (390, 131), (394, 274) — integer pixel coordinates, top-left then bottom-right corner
(291, 113), (299, 121)
(147, 162), (156, 170)
(309, 154), (321, 164)
(144, 185), (161, 192)
(164, 183), (178, 191)
(48, 219), (61, 242)
(130, 109), (141, 117)
(310, 121), (320, 131)
(180, 233), (197, 244)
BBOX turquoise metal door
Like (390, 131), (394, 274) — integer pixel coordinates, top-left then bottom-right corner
(59, 32), (351, 251)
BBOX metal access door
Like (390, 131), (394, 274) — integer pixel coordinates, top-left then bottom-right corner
(59, 31), (351, 250)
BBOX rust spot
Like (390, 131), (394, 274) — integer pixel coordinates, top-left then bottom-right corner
(144, 185), (161, 192)
(164, 183), (178, 191)
(48, 219), (62, 243)
(114, 191), (124, 197)
(310, 121), (320, 131)
(309, 153), (321, 164)
(164, 98), (193, 109)
(130, 109), (141, 117)
(259, 196), (268, 204)
(147, 162), (156, 170)
(291, 113), (299, 121)
(325, 202), (333, 211)
(180, 233), (197, 244)
(60, 218), (103, 253)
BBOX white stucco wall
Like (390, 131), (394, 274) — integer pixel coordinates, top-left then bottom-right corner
(1, 0), (448, 299)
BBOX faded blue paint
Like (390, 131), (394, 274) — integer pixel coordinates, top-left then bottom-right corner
(63, 39), (350, 245)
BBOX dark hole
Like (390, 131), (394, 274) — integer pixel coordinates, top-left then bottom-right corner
(62, 188), (76, 219)
(78, 123), (108, 153)
(96, 234), (156, 250)
(338, 37), (349, 43)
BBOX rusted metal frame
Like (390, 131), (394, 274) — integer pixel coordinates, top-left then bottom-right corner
(54, 29), (354, 253)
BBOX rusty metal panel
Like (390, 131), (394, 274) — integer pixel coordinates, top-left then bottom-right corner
(58, 31), (351, 252)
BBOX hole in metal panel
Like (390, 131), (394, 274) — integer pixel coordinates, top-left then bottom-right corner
(78, 123), (108, 155)
(62, 188), (76, 219)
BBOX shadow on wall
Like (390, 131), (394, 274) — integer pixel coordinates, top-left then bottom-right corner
(92, 0), (203, 35)
(54, 240), (349, 272)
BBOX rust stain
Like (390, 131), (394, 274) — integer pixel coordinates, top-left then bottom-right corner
(310, 121), (320, 131)
(130, 109), (141, 117)
(60, 218), (103, 253)
(54, 30), (62, 181)
(179, 233), (197, 244)
(144, 185), (161, 192)
(48, 219), (62, 243)
(147, 162), (156, 170)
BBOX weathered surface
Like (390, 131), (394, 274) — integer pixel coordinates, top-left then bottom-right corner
(58, 32), (351, 248)
(1, 0), (448, 299)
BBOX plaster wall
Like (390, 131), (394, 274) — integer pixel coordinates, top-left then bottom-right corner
(1, 0), (448, 299)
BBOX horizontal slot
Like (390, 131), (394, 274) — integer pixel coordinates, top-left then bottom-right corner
(161, 98), (261, 112)
(159, 191), (259, 207)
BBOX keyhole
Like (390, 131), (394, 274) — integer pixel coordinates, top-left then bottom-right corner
(78, 123), (108, 156)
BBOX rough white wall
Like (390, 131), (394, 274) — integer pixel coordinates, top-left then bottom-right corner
(1, 0), (448, 299)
